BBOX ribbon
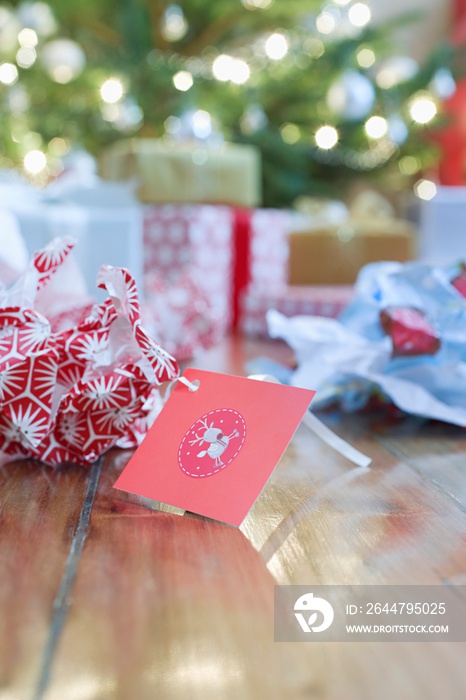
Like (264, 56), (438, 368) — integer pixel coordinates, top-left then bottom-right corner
(248, 374), (372, 468)
(231, 207), (253, 329)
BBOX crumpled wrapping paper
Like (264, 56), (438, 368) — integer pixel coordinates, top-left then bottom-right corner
(268, 260), (466, 426)
(0, 237), (179, 466)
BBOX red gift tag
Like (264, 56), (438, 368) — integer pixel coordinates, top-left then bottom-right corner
(380, 307), (441, 357)
(114, 368), (315, 526)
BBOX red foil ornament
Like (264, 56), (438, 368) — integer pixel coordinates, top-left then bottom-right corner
(451, 264), (466, 298)
(380, 307), (441, 357)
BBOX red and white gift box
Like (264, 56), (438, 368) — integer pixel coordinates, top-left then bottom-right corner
(239, 285), (354, 337)
(142, 204), (293, 344)
(143, 205), (234, 338)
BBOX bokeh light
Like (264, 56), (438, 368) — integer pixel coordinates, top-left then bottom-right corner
(173, 70), (193, 91)
(24, 149), (47, 174)
(100, 78), (124, 104)
(348, 3), (371, 28)
(409, 95), (437, 124)
(0, 62), (18, 84)
(315, 125), (339, 149)
(365, 116), (388, 139)
(357, 47), (375, 68)
(16, 46), (37, 68)
(414, 179), (437, 200)
(265, 33), (288, 60)
(18, 27), (38, 47)
(316, 11), (336, 35)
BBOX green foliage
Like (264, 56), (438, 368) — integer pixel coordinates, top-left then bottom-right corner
(0, 1), (458, 205)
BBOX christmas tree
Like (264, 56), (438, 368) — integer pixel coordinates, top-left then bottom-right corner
(0, 0), (458, 206)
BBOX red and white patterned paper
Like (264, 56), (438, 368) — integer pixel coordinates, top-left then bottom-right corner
(0, 237), (179, 467)
(248, 209), (290, 294)
(143, 204), (234, 337)
(239, 286), (354, 337)
(142, 270), (223, 361)
(142, 204), (294, 338)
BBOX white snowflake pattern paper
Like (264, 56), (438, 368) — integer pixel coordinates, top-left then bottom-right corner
(0, 237), (179, 466)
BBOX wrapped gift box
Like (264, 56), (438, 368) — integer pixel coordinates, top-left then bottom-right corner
(143, 204), (234, 337)
(0, 175), (144, 298)
(239, 285), (354, 337)
(143, 204), (293, 338)
(288, 219), (415, 285)
(100, 138), (262, 208)
(247, 208), (290, 293)
(419, 186), (466, 263)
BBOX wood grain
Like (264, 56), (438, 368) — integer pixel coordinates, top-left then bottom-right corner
(1, 335), (466, 700)
(0, 459), (96, 700)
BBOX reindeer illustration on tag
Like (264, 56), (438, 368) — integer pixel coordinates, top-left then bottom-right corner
(178, 408), (246, 478)
(189, 419), (240, 467)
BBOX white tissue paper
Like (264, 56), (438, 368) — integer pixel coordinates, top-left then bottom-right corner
(268, 260), (466, 426)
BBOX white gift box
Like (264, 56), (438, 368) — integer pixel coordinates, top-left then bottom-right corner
(419, 186), (466, 264)
(0, 173), (144, 298)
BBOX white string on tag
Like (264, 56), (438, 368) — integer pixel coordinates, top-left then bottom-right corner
(164, 375), (200, 402)
(247, 374), (372, 468)
(177, 376), (200, 392)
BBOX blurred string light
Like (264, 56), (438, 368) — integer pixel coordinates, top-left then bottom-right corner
(315, 125), (339, 149)
(316, 11), (336, 35)
(348, 3), (371, 28)
(398, 155), (421, 175)
(18, 27), (38, 47)
(414, 178), (437, 200)
(23, 149), (46, 174)
(48, 137), (69, 156)
(100, 78), (124, 103)
(356, 47), (376, 68)
(0, 62), (18, 84)
(265, 32), (288, 60)
(161, 4), (188, 42)
(365, 115), (388, 139)
(173, 70), (193, 91)
(212, 54), (250, 84)
(281, 123), (300, 144)
(212, 54), (232, 81)
(409, 93), (437, 124)
(229, 58), (250, 84)
(16, 46), (37, 68)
